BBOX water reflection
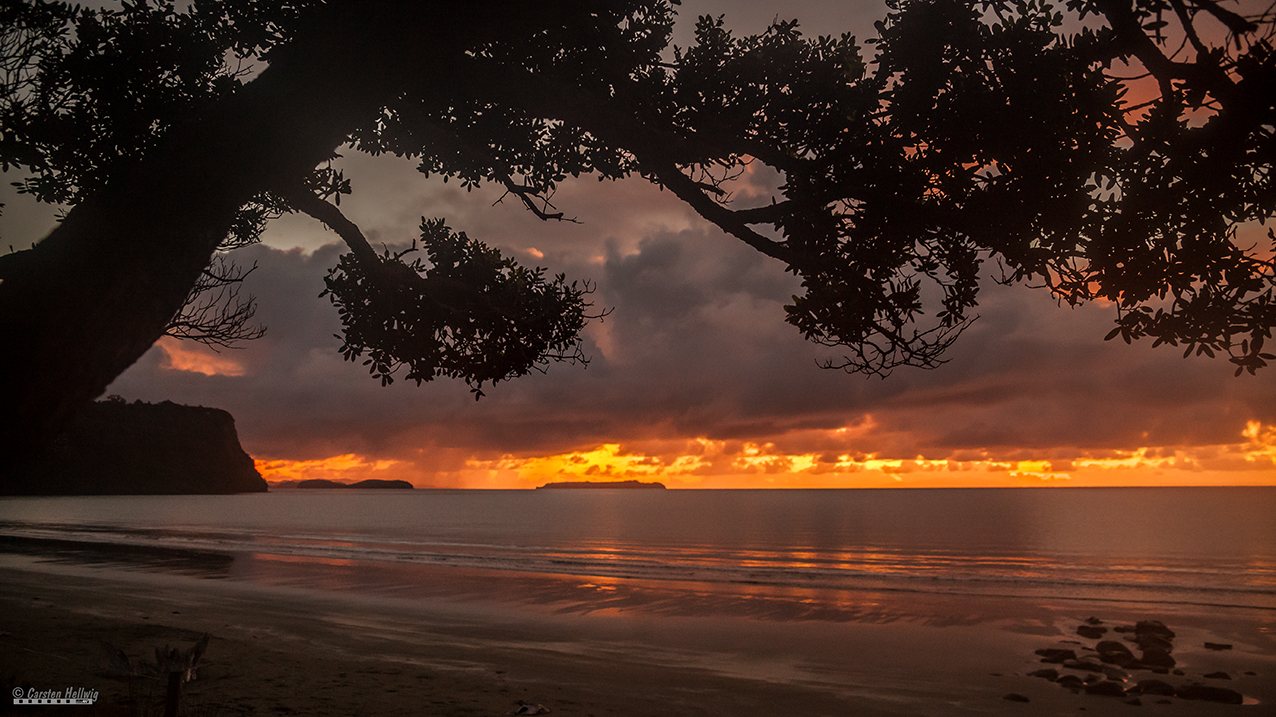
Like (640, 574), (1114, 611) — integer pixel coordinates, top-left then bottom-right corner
(0, 534), (234, 577)
(1, 489), (1273, 614)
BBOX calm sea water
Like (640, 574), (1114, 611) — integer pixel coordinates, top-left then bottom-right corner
(1, 487), (1273, 610)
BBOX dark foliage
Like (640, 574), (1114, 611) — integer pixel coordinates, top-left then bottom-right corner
(320, 219), (595, 396)
(0, 0), (309, 242)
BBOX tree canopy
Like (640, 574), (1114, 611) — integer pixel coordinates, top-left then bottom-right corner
(1, 0), (1273, 468)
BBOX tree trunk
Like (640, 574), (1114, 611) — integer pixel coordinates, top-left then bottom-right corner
(164, 671), (182, 717)
(0, 2), (474, 474)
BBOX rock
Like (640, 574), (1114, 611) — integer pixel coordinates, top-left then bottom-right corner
(1003, 693), (1031, 703)
(5, 399), (266, 495)
(1057, 675), (1085, 690)
(1139, 647), (1176, 669)
(1124, 697), (1142, 706)
(1085, 616), (1104, 625)
(1097, 640), (1134, 656)
(1096, 641), (1138, 667)
(1203, 672), (1231, 680)
(1171, 669), (1185, 676)
(1036, 648), (1077, 663)
(1102, 665), (1129, 681)
(1244, 671), (1257, 676)
(1078, 625), (1108, 639)
(1029, 668), (1059, 681)
(1084, 673), (1104, 684)
(1135, 634), (1173, 653)
(1203, 642), (1232, 651)
(1085, 681), (1128, 697)
(1148, 667), (1168, 675)
(1128, 680), (1176, 696)
(1063, 659), (1108, 673)
(1135, 621), (1175, 640)
(1175, 684), (1243, 704)
(1113, 625), (1137, 633)
(507, 702), (551, 715)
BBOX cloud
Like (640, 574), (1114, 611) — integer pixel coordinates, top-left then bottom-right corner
(154, 337), (246, 377)
(103, 167), (1276, 487)
(255, 454), (405, 484)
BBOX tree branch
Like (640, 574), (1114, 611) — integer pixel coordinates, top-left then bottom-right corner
(390, 104), (581, 223)
(439, 56), (803, 267)
(1168, 0), (1213, 58)
(1094, 0), (1238, 105)
(644, 159), (799, 265)
(278, 185), (381, 268)
(1190, 0), (1259, 36)
(165, 257), (266, 349)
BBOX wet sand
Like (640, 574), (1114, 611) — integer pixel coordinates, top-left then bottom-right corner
(1, 554), (1273, 716)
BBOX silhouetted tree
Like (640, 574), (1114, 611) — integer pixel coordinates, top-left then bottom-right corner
(1, 0), (1273, 472)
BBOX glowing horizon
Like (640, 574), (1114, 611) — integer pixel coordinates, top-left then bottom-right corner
(254, 421), (1276, 490)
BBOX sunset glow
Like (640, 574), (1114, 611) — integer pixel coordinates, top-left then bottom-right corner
(257, 422), (1276, 489)
(255, 454), (404, 484)
(155, 337), (245, 376)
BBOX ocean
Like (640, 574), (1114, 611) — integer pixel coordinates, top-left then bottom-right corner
(1, 487), (1272, 614)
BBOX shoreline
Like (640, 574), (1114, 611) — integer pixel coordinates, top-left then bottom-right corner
(2, 556), (1273, 715)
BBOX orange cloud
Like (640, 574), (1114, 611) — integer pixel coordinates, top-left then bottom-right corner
(156, 337), (245, 376)
(450, 422), (1276, 489)
(459, 443), (708, 489)
(255, 453), (405, 484)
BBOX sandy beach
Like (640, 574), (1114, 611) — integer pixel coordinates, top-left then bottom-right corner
(2, 552), (1273, 717)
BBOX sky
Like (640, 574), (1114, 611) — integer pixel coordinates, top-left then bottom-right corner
(5, 1), (1275, 488)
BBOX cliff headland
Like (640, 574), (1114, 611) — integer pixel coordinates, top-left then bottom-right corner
(4, 398), (266, 495)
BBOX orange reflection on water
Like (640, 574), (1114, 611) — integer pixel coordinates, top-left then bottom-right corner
(251, 552), (357, 568)
(256, 536), (359, 549)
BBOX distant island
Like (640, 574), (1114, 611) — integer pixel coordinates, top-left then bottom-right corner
(3, 398), (266, 495)
(536, 480), (666, 490)
(270, 479), (414, 490)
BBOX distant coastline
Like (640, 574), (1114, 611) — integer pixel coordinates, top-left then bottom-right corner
(536, 480), (666, 490)
(268, 479), (414, 490)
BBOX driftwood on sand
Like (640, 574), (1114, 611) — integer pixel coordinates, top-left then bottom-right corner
(101, 633), (210, 717)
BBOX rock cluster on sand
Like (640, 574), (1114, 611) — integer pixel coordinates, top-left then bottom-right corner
(1076, 622), (1107, 639)
(1024, 617), (1248, 705)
